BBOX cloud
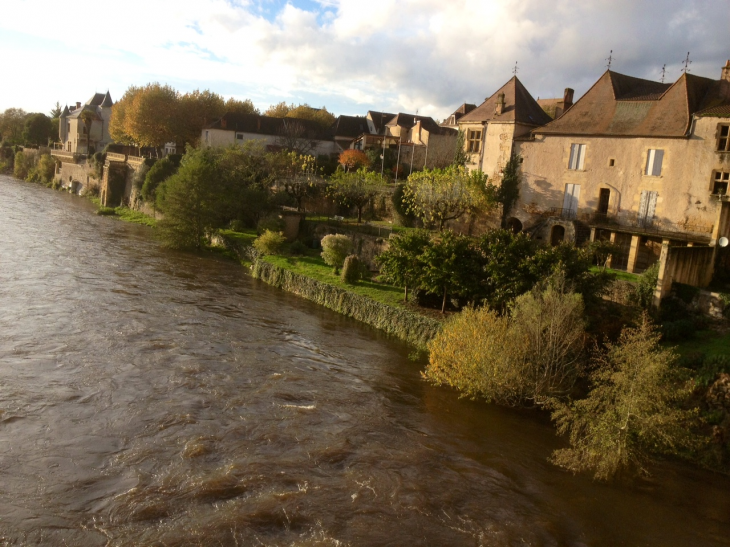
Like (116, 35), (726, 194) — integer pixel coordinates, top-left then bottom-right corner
(0, 0), (727, 119)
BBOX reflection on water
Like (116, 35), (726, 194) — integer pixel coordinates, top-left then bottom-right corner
(0, 175), (729, 546)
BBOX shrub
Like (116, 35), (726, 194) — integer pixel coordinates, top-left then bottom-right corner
(320, 234), (353, 274)
(424, 282), (585, 406)
(33, 153), (56, 186)
(341, 254), (362, 284)
(550, 316), (702, 480)
(96, 207), (116, 216)
(256, 214), (285, 235)
(634, 262), (659, 309)
(289, 240), (308, 255)
(695, 355), (730, 387)
(253, 230), (286, 256)
(13, 151), (31, 179)
(142, 156), (179, 202)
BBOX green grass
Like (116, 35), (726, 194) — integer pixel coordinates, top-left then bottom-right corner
(218, 228), (258, 247)
(262, 253), (408, 309)
(670, 329), (730, 358)
(113, 206), (156, 227)
(589, 266), (639, 283)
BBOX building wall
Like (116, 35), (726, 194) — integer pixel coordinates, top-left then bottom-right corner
(513, 117), (729, 237)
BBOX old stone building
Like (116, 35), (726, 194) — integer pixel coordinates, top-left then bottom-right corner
(512, 62), (730, 298)
(58, 92), (113, 155)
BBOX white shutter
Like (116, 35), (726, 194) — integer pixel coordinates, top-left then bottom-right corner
(638, 190), (658, 226)
(569, 145), (577, 170)
(563, 184), (581, 217)
(577, 145), (586, 170)
(645, 149), (664, 176)
(646, 191), (657, 224)
(563, 184), (574, 210)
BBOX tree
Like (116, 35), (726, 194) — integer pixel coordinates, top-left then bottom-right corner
(452, 129), (468, 167)
(338, 149), (370, 172)
(420, 230), (482, 313)
(278, 152), (321, 212)
(550, 317), (702, 480)
(49, 102), (62, 119)
(403, 166), (492, 230)
(156, 147), (226, 249)
(375, 229), (431, 302)
(109, 85), (142, 145)
(22, 113), (53, 146)
(327, 168), (387, 223)
(285, 104), (336, 130)
(320, 234), (353, 274)
(0, 108), (28, 144)
(79, 110), (96, 156)
(424, 282), (586, 406)
(141, 156), (181, 203)
(176, 89), (225, 147)
(224, 97), (260, 116)
(275, 119), (317, 155)
(126, 83), (179, 152)
(493, 153), (521, 227)
(265, 101), (296, 118)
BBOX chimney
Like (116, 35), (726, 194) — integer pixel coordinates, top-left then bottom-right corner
(76, 102), (81, 110)
(563, 88), (574, 109)
(495, 93), (505, 115)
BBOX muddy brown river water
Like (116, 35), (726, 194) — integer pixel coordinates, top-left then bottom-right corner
(0, 175), (729, 546)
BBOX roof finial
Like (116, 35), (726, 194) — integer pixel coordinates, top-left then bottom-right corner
(512, 61), (519, 75)
(660, 64), (667, 83)
(681, 52), (692, 73)
(605, 50), (614, 70)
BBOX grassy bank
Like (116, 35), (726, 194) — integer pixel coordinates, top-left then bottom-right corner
(671, 329), (730, 358)
(252, 257), (442, 348)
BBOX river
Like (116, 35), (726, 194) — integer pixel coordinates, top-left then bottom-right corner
(0, 174), (728, 546)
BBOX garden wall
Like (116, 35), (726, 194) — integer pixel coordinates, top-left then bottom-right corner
(251, 259), (442, 348)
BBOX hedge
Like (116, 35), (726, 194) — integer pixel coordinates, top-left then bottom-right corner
(251, 259), (441, 348)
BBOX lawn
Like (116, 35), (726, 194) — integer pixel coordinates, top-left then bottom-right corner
(261, 252), (408, 309)
(218, 228), (258, 247)
(114, 206), (156, 227)
(670, 329), (730, 358)
(589, 266), (639, 283)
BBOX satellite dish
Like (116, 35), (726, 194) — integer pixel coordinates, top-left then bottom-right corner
(719, 237), (729, 248)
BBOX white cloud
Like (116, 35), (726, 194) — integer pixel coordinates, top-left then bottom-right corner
(0, 0), (727, 119)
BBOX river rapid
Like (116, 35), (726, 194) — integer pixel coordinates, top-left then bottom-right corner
(0, 175), (729, 546)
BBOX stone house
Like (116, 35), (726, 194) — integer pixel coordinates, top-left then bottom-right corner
(512, 62), (730, 299)
(201, 113), (339, 157)
(441, 103), (477, 129)
(58, 92), (113, 155)
(457, 76), (562, 183)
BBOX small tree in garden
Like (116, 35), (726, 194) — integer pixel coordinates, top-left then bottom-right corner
(341, 254), (363, 284)
(403, 166), (492, 230)
(549, 316), (702, 480)
(494, 153), (521, 227)
(338, 149), (370, 172)
(279, 152), (321, 212)
(375, 229), (431, 302)
(320, 234), (353, 274)
(253, 230), (286, 255)
(327, 168), (387, 223)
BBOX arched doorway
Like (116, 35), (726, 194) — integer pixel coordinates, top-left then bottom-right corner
(550, 225), (565, 246)
(506, 217), (523, 234)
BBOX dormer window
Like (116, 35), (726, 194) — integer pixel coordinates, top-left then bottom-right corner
(717, 124), (730, 152)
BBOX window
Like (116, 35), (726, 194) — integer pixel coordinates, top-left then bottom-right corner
(645, 149), (664, 176)
(713, 171), (730, 195)
(717, 124), (730, 152)
(568, 144), (586, 170)
(467, 130), (482, 153)
(597, 188), (610, 214)
(236, 133), (244, 140)
(638, 190), (658, 227)
(562, 183), (581, 218)
(608, 158), (615, 167)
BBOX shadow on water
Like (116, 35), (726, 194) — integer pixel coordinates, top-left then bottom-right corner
(0, 175), (729, 546)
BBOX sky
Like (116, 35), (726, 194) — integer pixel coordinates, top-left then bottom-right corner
(0, 0), (728, 121)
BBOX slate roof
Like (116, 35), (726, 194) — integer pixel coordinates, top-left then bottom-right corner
(100, 91), (113, 108)
(67, 104), (101, 120)
(386, 113), (444, 134)
(366, 111), (396, 134)
(331, 115), (369, 138)
(206, 113), (333, 140)
(535, 70), (726, 137)
(86, 93), (107, 107)
(458, 76), (553, 127)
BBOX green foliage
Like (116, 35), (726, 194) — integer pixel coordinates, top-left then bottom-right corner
(13, 151), (31, 179)
(22, 113), (54, 146)
(425, 283), (585, 406)
(252, 259), (442, 348)
(320, 234), (353, 273)
(0, 108), (28, 144)
(403, 166), (492, 230)
(452, 130), (468, 167)
(256, 214), (285, 234)
(96, 207), (116, 216)
(327, 168), (387, 222)
(634, 262), (659, 309)
(289, 240), (309, 255)
(142, 156), (179, 202)
(493, 154), (521, 226)
(550, 317), (702, 480)
(253, 230), (286, 256)
(586, 239), (620, 270)
(33, 153), (56, 185)
(695, 354), (730, 387)
(89, 151), (106, 180)
(278, 152), (322, 212)
(341, 254), (363, 284)
(376, 229), (431, 302)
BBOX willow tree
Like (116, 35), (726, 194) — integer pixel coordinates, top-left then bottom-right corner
(403, 166), (492, 230)
(327, 167), (386, 223)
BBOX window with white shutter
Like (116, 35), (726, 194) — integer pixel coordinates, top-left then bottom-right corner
(568, 144), (586, 170)
(645, 149), (664, 176)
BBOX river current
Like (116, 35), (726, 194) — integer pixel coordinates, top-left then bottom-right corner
(0, 175), (728, 546)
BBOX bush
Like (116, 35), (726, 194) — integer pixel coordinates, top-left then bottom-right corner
(424, 282), (585, 406)
(289, 240), (308, 256)
(256, 214), (285, 235)
(141, 156), (179, 202)
(634, 262), (659, 309)
(695, 354), (730, 387)
(550, 317), (702, 480)
(341, 254), (362, 284)
(13, 151), (31, 180)
(253, 230), (286, 256)
(320, 234), (353, 274)
(96, 207), (116, 216)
